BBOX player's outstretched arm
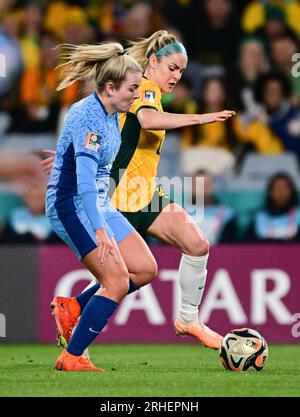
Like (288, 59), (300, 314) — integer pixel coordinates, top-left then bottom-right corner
(137, 108), (236, 131)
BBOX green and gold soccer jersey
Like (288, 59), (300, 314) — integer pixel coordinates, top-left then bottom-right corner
(110, 77), (165, 212)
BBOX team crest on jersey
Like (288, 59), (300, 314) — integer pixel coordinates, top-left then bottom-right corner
(143, 90), (156, 103)
(84, 132), (100, 151)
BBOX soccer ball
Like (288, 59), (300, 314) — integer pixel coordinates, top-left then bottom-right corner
(219, 328), (268, 372)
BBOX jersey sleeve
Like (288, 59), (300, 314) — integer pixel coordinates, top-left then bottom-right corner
(130, 79), (161, 114)
(68, 109), (107, 232)
(70, 110), (101, 162)
(76, 155), (108, 231)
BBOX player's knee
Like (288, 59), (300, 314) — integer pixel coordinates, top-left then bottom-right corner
(142, 258), (158, 285)
(185, 234), (210, 257)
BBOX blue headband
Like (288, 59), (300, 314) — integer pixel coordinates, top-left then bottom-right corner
(155, 42), (187, 57)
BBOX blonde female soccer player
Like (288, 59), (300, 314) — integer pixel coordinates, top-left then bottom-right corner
(46, 42), (158, 371)
(45, 31), (235, 351)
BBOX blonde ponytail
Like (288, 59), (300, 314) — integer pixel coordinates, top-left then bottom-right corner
(56, 42), (142, 91)
(126, 30), (184, 70)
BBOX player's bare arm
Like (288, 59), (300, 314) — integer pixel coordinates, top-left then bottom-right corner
(137, 107), (236, 131)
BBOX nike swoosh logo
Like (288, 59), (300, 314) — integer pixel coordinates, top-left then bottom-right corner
(198, 285), (205, 290)
(89, 327), (101, 334)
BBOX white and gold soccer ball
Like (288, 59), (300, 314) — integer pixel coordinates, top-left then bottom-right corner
(219, 328), (269, 372)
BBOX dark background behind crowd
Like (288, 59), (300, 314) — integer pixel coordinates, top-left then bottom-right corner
(1, 0), (300, 245)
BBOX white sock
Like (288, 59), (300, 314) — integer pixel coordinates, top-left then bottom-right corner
(178, 252), (209, 322)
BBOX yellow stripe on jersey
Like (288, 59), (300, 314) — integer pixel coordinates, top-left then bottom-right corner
(111, 78), (165, 212)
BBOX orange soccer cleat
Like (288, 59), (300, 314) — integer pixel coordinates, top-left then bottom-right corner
(50, 296), (81, 348)
(174, 317), (223, 350)
(54, 349), (104, 372)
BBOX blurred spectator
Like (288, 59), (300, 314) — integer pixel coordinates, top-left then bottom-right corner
(233, 73), (284, 156)
(254, 71), (300, 158)
(242, 1), (300, 38)
(0, 184), (62, 244)
(0, 150), (57, 244)
(20, 2), (43, 70)
(245, 172), (300, 242)
(227, 37), (269, 112)
(45, 1), (90, 42)
(251, 5), (298, 50)
(181, 76), (240, 154)
(184, 170), (238, 244)
(1, 9), (21, 40)
(0, 151), (46, 187)
(163, 75), (197, 117)
(6, 31), (83, 138)
(179, 75), (258, 173)
(233, 115), (283, 157)
(0, 20), (23, 100)
(160, 0), (195, 46)
(120, 1), (167, 40)
(159, 76), (197, 178)
(0, 0), (17, 16)
(270, 35), (300, 106)
(63, 14), (96, 45)
(182, 0), (243, 67)
(233, 70), (300, 157)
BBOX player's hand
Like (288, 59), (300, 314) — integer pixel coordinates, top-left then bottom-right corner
(0, 152), (46, 187)
(200, 110), (236, 124)
(40, 149), (56, 175)
(96, 229), (120, 265)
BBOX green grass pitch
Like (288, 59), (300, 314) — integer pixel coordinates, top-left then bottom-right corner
(0, 344), (299, 397)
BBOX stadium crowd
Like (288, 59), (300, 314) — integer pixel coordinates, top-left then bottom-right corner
(1, 0), (300, 244)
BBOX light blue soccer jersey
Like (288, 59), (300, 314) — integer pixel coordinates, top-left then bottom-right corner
(46, 92), (121, 232)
